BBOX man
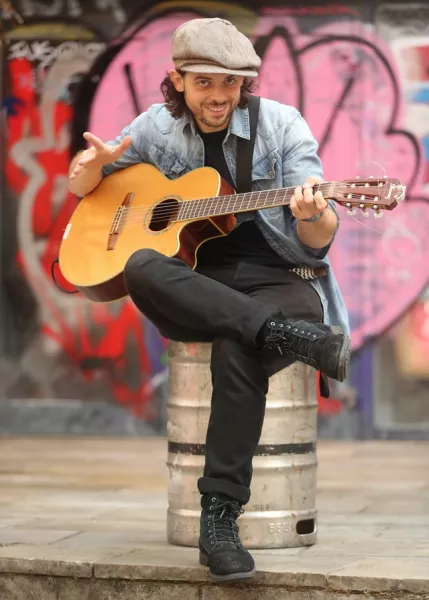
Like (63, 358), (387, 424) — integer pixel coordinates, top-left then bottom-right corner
(68, 18), (349, 583)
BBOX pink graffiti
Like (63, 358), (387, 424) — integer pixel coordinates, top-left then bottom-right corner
(88, 10), (429, 350)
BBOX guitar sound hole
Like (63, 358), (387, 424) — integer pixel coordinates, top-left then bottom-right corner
(149, 198), (180, 232)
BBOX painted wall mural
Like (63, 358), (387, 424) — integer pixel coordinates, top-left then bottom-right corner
(2, 17), (168, 418)
(2, 1), (429, 427)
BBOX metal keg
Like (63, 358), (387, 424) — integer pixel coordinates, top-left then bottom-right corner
(166, 341), (318, 549)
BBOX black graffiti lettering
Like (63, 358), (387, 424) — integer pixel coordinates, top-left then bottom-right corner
(318, 70), (358, 156)
(123, 63), (142, 117)
(18, 0), (82, 17)
(16, 0), (125, 21)
(8, 40), (106, 69)
(253, 26), (304, 114)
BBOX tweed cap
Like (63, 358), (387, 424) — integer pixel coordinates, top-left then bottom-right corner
(172, 18), (261, 77)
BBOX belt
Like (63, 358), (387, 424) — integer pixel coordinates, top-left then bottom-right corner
(290, 266), (327, 280)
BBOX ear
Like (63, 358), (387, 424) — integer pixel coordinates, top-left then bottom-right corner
(169, 69), (185, 92)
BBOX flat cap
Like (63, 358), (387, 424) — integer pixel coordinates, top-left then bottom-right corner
(172, 18), (261, 78)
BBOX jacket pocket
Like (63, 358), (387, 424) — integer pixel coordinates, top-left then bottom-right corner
(252, 149), (278, 182)
(149, 144), (188, 178)
(253, 149), (283, 215)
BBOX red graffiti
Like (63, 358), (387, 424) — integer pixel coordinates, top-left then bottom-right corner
(6, 54), (162, 416)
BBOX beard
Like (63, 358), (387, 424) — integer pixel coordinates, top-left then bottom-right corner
(185, 91), (237, 131)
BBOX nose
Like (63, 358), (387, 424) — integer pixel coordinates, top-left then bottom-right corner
(207, 90), (228, 104)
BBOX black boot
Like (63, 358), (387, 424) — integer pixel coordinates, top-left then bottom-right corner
(199, 493), (255, 582)
(263, 316), (351, 382)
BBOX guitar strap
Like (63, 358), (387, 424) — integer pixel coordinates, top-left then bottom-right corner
(235, 95), (260, 194)
(235, 95), (331, 399)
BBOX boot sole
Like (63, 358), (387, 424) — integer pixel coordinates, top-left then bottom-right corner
(331, 326), (351, 382)
(199, 551), (256, 582)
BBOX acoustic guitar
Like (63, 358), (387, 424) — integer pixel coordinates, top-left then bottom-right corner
(58, 163), (405, 302)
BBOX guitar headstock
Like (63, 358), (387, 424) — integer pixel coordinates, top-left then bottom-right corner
(329, 177), (406, 218)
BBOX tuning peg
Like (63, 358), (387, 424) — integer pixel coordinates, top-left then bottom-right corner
(360, 209), (369, 217)
(355, 175), (360, 179)
(383, 175), (388, 178)
(347, 208), (356, 216)
(374, 210), (384, 219)
(369, 175), (374, 179)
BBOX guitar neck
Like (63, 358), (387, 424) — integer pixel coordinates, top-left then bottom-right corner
(176, 182), (335, 221)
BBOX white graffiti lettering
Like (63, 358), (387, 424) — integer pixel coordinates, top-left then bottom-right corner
(16, 0), (125, 23)
(8, 40), (106, 68)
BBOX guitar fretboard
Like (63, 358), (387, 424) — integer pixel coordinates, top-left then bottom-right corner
(176, 183), (334, 221)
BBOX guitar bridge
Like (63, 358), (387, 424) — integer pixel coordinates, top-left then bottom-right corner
(107, 192), (134, 251)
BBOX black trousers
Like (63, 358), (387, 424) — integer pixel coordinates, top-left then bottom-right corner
(123, 249), (323, 504)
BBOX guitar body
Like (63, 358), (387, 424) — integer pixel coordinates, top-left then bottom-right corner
(59, 163), (404, 302)
(59, 163), (236, 302)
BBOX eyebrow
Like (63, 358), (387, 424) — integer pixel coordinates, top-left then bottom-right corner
(194, 75), (236, 82)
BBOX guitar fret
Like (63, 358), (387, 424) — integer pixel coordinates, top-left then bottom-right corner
(247, 192), (254, 210)
(200, 199), (207, 218)
(177, 184), (307, 221)
(221, 195), (229, 216)
(166, 177), (402, 224)
(209, 197), (216, 217)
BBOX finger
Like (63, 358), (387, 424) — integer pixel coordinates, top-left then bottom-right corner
(289, 195), (299, 217)
(314, 191), (327, 211)
(303, 187), (314, 205)
(70, 166), (82, 180)
(294, 185), (303, 203)
(110, 142), (128, 156)
(77, 154), (93, 166)
(120, 135), (133, 149)
(83, 131), (105, 150)
(111, 136), (132, 156)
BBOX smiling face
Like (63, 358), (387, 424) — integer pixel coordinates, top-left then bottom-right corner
(169, 70), (244, 133)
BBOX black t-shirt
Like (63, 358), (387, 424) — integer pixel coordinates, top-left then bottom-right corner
(195, 128), (287, 267)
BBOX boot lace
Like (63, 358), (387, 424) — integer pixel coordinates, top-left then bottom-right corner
(207, 498), (244, 547)
(265, 321), (317, 363)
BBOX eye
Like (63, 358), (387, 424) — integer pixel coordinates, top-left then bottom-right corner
(198, 80), (209, 87)
(225, 78), (236, 85)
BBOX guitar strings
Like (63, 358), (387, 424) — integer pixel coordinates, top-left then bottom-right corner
(118, 193), (386, 226)
(117, 182), (339, 212)
(348, 214), (386, 236)
(77, 180), (390, 228)
(115, 188), (385, 223)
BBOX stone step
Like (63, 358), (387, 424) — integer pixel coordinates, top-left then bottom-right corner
(0, 546), (429, 600)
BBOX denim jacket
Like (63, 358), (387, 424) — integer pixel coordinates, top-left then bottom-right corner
(102, 98), (349, 335)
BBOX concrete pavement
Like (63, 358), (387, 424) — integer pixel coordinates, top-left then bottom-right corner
(0, 437), (428, 599)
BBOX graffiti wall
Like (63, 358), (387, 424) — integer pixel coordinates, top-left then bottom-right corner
(1, 10), (168, 424)
(2, 0), (429, 435)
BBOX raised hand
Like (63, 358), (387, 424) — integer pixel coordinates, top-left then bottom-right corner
(69, 132), (133, 180)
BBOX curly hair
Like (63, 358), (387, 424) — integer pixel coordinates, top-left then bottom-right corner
(160, 70), (258, 119)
